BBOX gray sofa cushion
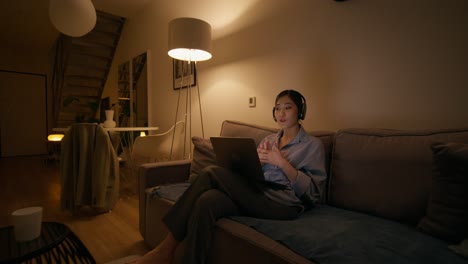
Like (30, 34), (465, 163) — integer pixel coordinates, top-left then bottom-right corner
(418, 142), (468, 243)
(189, 136), (216, 183)
(328, 128), (468, 226)
(231, 205), (467, 264)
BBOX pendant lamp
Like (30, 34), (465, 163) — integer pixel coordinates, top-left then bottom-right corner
(49, 0), (97, 37)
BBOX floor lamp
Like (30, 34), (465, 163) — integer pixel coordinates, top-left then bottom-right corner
(168, 17), (212, 159)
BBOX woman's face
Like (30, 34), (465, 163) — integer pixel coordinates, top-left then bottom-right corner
(274, 95), (299, 128)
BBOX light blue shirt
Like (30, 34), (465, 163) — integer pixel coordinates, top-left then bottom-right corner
(259, 126), (327, 210)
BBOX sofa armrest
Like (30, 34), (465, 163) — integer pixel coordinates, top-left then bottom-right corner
(138, 159), (191, 238)
(138, 159), (191, 190)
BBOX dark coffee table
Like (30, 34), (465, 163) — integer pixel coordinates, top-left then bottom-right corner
(0, 221), (95, 264)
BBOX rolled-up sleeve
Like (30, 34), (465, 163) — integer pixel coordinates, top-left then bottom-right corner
(290, 138), (326, 200)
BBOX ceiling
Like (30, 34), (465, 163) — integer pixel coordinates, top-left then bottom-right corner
(0, 0), (153, 54)
(0, 0), (295, 59)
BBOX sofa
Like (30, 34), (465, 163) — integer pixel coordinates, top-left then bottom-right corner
(137, 120), (468, 263)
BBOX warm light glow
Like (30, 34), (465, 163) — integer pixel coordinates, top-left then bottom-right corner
(168, 18), (212, 62)
(140, 131), (146, 137)
(168, 48), (212, 62)
(48, 134), (64, 142)
(49, 0), (96, 37)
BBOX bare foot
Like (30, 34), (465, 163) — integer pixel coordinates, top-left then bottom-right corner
(132, 233), (178, 264)
(133, 247), (172, 264)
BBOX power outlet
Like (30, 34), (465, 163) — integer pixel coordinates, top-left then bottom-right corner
(249, 97), (256, 107)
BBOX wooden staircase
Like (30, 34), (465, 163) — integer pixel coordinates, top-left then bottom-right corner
(53, 11), (125, 128)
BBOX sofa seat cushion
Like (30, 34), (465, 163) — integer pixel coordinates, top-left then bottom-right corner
(152, 184), (466, 263)
(151, 182), (191, 201)
(231, 205), (467, 264)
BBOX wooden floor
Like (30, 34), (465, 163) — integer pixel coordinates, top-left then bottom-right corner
(0, 155), (149, 263)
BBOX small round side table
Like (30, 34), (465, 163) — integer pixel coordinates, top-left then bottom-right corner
(0, 221), (95, 264)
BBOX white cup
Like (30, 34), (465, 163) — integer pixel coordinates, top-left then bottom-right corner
(11, 206), (43, 241)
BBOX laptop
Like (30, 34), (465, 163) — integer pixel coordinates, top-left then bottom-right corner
(210, 137), (287, 190)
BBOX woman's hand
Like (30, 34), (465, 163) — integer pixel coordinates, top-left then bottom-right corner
(258, 141), (298, 182)
(258, 142), (285, 167)
(257, 141), (270, 165)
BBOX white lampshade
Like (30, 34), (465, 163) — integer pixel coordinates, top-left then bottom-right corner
(49, 0), (97, 37)
(168, 18), (212, 62)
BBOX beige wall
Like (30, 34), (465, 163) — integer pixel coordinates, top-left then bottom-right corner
(0, 71), (47, 156)
(0, 47), (51, 156)
(104, 0), (468, 136)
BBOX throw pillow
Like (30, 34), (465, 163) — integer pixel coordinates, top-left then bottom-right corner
(417, 142), (468, 243)
(189, 136), (216, 183)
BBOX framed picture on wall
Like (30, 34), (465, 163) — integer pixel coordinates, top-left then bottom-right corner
(173, 59), (197, 89)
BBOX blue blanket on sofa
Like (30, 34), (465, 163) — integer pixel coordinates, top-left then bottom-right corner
(154, 184), (467, 264)
(231, 205), (467, 264)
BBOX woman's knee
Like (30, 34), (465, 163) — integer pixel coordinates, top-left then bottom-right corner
(197, 165), (233, 185)
(192, 165), (222, 184)
(201, 164), (225, 176)
(193, 189), (239, 218)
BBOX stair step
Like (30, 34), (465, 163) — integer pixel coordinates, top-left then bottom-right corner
(94, 22), (122, 34)
(66, 63), (108, 73)
(92, 23), (122, 36)
(65, 66), (107, 79)
(64, 77), (104, 88)
(70, 38), (117, 51)
(61, 86), (101, 97)
(68, 53), (112, 67)
(72, 32), (120, 49)
(62, 83), (101, 90)
(61, 94), (99, 104)
(83, 11), (124, 36)
(70, 45), (115, 59)
(62, 86), (101, 95)
(96, 10), (126, 24)
(65, 75), (105, 81)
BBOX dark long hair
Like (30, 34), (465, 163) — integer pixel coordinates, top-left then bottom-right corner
(275, 90), (307, 120)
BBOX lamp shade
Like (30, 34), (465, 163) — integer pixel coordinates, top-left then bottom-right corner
(49, 0), (97, 37)
(47, 134), (64, 142)
(168, 18), (212, 62)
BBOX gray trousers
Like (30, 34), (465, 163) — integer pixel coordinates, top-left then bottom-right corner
(162, 165), (301, 264)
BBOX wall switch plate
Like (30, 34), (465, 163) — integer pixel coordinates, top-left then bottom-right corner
(249, 97), (256, 107)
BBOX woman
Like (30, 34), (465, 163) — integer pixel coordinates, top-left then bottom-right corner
(135, 89), (326, 264)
